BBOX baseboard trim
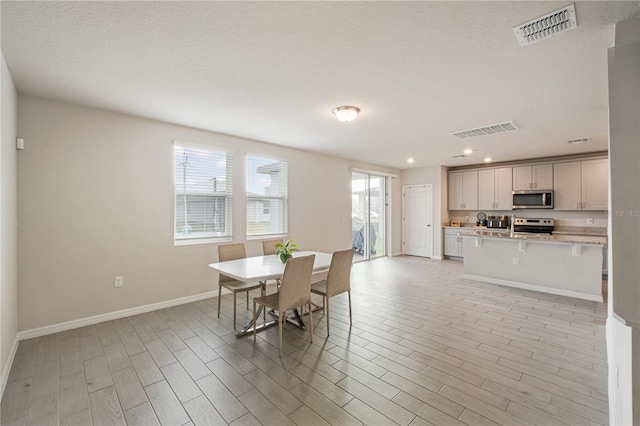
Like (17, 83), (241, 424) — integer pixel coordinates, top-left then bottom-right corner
(1, 335), (19, 400)
(462, 274), (603, 302)
(391, 251), (404, 257)
(17, 290), (219, 341)
(431, 256), (443, 260)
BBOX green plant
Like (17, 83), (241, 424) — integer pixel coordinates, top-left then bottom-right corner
(275, 239), (298, 263)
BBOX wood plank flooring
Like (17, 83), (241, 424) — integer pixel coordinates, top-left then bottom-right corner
(1, 257), (609, 425)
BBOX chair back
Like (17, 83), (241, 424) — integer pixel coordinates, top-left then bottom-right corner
(278, 254), (315, 311)
(218, 243), (246, 284)
(326, 248), (354, 297)
(262, 238), (283, 256)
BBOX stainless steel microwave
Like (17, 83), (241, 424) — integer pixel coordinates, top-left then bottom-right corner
(512, 190), (554, 209)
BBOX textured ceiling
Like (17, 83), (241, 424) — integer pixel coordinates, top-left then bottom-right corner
(2, 1), (639, 169)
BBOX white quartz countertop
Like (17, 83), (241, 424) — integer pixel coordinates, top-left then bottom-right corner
(460, 230), (606, 245)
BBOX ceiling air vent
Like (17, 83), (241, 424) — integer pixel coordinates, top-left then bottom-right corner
(513, 4), (577, 47)
(450, 121), (518, 139)
(451, 154), (467, 159)
(568, 137), (589, 144)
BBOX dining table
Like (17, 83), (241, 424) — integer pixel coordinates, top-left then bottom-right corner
(208, 250), (332, 337)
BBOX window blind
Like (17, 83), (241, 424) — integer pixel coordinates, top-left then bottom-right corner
(246, 154), (288, 237)
(174, 141), (233, 243)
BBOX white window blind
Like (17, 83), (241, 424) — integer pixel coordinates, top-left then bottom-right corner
(174, 141), (233, 244)
(246, 154), (288, 237)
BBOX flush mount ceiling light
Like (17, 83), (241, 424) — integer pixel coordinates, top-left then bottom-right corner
(484, 157), (493, 163)
(407, 158), (415, 164)
(513, 3), (577, 47)
(463, 149), (473, 155)
(332, 106), (360, 122)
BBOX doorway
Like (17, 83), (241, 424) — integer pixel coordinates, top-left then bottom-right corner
(403, 184), (433, 257)
(351, 172), (386, 262)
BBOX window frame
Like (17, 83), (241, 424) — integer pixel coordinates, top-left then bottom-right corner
(173, 140), (233, 246)
(245, 153), (289, 239)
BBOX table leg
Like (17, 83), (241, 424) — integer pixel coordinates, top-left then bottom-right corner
(236, 304), (278, 337)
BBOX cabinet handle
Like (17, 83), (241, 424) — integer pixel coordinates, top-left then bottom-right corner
(582, 202), (586, 209)
(577, 202), (580, 210)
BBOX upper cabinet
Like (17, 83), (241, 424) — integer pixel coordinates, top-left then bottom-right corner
(448, 170), (478, 210)
(555, 159), (608, 210)
(478, 167), (513, 210)
(512, 164), (553, 190)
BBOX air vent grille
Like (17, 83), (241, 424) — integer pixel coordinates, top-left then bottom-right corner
(451, 154), (467, 159)
(450, 121), (518, 139)
(568, 137), (589, 144)
(513, 4), (577, 47)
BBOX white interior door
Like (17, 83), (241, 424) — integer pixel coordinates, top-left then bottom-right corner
(403, 185), (433, 257)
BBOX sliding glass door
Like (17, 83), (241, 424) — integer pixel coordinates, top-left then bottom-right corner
(351, 172), (386, 262)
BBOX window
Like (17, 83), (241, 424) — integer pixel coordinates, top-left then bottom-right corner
(174, 141), (232, 244)
(246, 154), (288, 237)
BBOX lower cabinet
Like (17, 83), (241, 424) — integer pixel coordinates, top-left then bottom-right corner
(444, 228), (464, 258)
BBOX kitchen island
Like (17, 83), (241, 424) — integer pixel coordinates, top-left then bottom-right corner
(461, 231), (606, 302)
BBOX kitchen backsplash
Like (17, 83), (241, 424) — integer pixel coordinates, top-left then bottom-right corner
(448, 209), (608, 229)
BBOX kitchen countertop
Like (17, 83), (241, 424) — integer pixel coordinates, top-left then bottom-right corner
(460, 230), (606, 245)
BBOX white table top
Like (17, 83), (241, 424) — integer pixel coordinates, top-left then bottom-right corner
(208, 251), (332, 282)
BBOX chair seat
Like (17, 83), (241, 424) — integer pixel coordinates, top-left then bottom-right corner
(222, 280), (263, 292)
(252, 292), (280, 310)
(310, 281), (327, 295)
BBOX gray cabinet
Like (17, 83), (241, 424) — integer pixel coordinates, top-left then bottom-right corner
(444, 228), (464, 258)
(513, 164), (553, 191)
(448, 171), (478, 210)
(554, 159), (608, 210)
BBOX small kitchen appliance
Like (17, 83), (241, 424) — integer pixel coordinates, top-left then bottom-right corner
(512, 217), (554, 234)
(486, 215), (509, 229)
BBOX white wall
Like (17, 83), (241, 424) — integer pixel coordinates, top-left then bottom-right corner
(16, 95), (401, 332)
(401, 166), (447, 258)
(607, 17), (639, 426)
(0, 52), (18, 394)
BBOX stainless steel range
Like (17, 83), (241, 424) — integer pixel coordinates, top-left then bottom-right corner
(512, 217), (554, 235)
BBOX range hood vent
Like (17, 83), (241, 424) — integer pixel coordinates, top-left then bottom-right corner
(513, 4), (577, 47)
(451, 121), (518, 139)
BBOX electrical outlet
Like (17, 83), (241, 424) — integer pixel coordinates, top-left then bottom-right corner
(513, 258), (520, 266)
(465, 216), (470, 222)
(587, 217), (594, 224)
(114, 276), (123, 288)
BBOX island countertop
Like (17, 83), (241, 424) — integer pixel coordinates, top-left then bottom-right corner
(460, 230), (606, 245)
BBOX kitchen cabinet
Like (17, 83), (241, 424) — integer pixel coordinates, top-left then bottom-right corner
(554, 159), (608, 210)
(448, 171), (478, 210)
(512, 164), (553, 191)
(478, 167), (513, 210)
(444, 228), (464, 258)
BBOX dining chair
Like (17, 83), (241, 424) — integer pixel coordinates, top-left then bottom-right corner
(253, 254), (315, 358)
(311, 248), (354, 336)
(261, 238), (283, 256)
(217, 243), (265, 330)
(261, 238), (284, 289)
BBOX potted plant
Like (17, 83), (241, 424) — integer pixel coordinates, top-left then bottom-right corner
(275, 239), (298, 263)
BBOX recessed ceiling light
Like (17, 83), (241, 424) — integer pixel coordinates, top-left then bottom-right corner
(332, 106), (360, 122)
(463, 149), (473, 155)
(484, 157), (492, 163)
(407, 158), (415, 164)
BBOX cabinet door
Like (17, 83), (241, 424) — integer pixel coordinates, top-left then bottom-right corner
(477, 169), (496, 210)
(461, 171), (478, 210)
(532, 164), (553, 190)
(554, 162), (581, 210)
(512, 166), (532, 191)
(448, 172), (463, 210)
(494, 167), (513, 209)
(581, 159), (608, 210)
(444, 234), (459, 256)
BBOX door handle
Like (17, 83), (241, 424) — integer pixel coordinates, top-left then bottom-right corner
(427, 224), (431, 227)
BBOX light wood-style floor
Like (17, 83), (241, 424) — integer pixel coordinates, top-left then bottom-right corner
(1, 256), (609, 425)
